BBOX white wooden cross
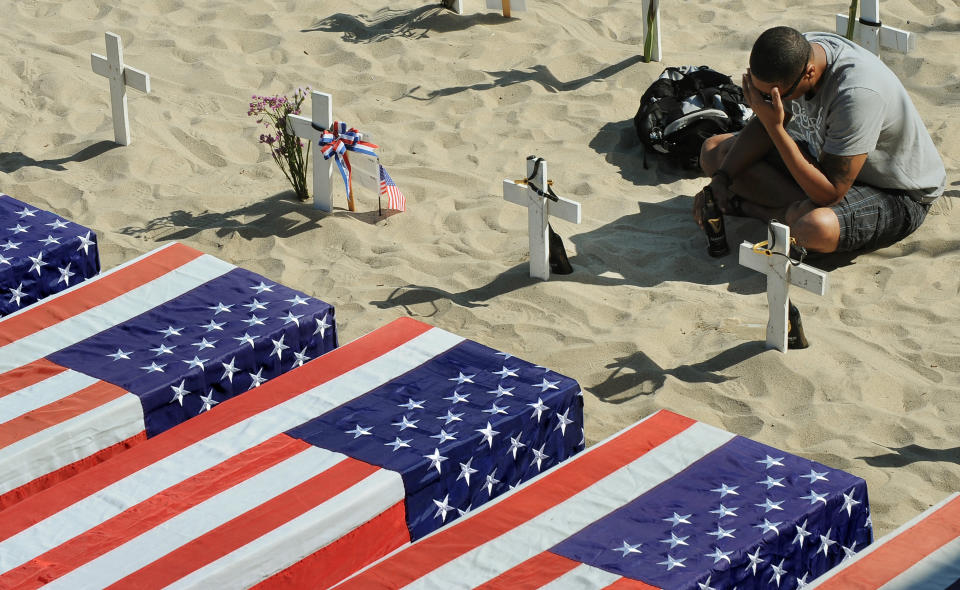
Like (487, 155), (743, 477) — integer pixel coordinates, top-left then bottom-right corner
(443, 1), (525, 17)
(836, 0), (915, 55)
(91, 32), (151, 146)
(738, 222), (829, 352)
(503, 156), (581, 281)
(286, 91), (374, 212)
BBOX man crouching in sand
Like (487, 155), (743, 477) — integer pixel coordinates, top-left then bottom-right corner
(693, 26), (945, 254)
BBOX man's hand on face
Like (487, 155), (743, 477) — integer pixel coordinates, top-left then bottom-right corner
(743, 69), (787, 131)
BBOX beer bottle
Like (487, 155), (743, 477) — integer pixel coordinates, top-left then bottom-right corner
(702, 186), (730, 257)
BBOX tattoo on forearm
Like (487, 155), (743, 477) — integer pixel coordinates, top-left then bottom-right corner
(819, 153), (857, 187)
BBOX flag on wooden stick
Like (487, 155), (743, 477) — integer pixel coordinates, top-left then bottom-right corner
(379, 165), (406, 212)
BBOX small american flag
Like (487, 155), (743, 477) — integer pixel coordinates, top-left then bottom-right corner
(379, 164), (406, 212)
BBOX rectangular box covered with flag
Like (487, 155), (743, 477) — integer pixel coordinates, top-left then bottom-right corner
(1, 194), (100, 317)
(337, 409), (872, 590)
(0, 317), (583, 588)
(809, 492), (960, 589)
(0, 242), (337, 509)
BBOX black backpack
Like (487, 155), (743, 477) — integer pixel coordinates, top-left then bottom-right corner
(633, 65), (752, 169)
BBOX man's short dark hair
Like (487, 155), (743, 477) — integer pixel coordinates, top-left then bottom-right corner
(750, 26), (809, 85)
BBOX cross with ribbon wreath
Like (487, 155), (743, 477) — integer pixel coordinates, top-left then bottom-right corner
(286, 91), (379, 212)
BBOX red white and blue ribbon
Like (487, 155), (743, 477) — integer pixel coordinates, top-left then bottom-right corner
(315, 121), (379, 200)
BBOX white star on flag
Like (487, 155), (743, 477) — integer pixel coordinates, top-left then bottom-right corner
(56, 263), (75, 285)
(1, 239), (21, 251)
(800, 469), (829, 484)
(345, 424), (372, 438)
(709, 504), (737, 518)
(483, 402), (508, 415)
(754, 518), (783, 535)
(199, 390), (218, 412)
(150, 343), (176, 356)
(9, 223), (29, 234)
(745, 547), (764, 575)
(183, 356), (207, 371)
(235, 333), (257, 348)
(392, 416), (419, 431)
(192, 338), (217, 350)
(770, 558), (788, 586)
(141, 361), (166, 373)
(707, 524), (736, 541)
(201, 319), (225, 332)
(531, 444), (549, 470)
(157, 326), (183, 338)
(46, 218), (68, 229)
(40, 235), (61, 246)
(840, 490), (861, 516)
(209, 302), (233, 315)
(0, 253), (10, 265)
(457, 457), (478, 485)
(664, 512), (692, 527)
(444, 391), (470, 404)
(477, 422), (499, 447)
(314, 314), (331, 337)
(16, 206), (37, 217)
(658, 555), (686, 570)
(385, 437), (411, 452)
(286, 294), (309, 306)
(801, 490), (828, 505)
(758, 475), (786, 489)
(613, 541), (642, 557)
(484, 469), (500, 496)
(271, 335), (289, 360)
(711, 483), (740, 497)
(536, 378), (559, 392)
(492, 366), (519, 379)
(528, 398), (549, 421)
(221, 358), (239, 382)
(437, 410), (464, 425)
(28, 252), (45, 275)
(705, 547), (732, 564)
(507, 435), (526, 459)
(8, 283), (26, 306)
(423, 448), (447, 474)
(793, 519), (812, 547)
(555, 408), (573, 435)
(251, 282), (274, 294)
(107, 348), (132, 361)
(660, 532), (689, 548)
(76, 231), (94, 254)
(244, 298), (268, 311)
(431, 429), (457, 444)
(756, 498), (785, 512)
(282, 311), (303, 327)
(487, 385), (514, 398)
(698, 575), (717, 590)
(399, 398), (425, 410)
(433, 494), (453, 522)
(248, 368), (267, 388)
(449, 372), (475, 385)
(242, 315), (266, 328)
(169, 381), (190, 405)
(293, 348), (310, 367)
(757, 455), (785, 469)
(818, 528), (837, 556)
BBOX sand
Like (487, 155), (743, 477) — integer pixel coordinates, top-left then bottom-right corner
(2, 0), (958, 538)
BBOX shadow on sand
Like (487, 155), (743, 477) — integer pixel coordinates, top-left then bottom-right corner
(0, 141), (120, 173)
(304, 5), (509, 44)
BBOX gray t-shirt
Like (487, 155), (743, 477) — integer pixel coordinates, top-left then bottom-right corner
(786, 32), (946, 203)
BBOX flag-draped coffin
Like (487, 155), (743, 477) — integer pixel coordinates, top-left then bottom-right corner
(337, 409), (872, 590)
(0, 317), (583, 588)
(809, 492), (960, 589)
(0, 242), (337, 508)
(0, 194), (100, 317)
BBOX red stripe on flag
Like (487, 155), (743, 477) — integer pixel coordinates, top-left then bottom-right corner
(476, 552), (581, 589)
(602, 577), (661, 589)
(0, 359), (67, 399)
(0, 317), (432, 543)
(254, 501), (410, 590)
(0, 381), (129, 450)
(0, 434), (310, 589)
(109, 456), (382, 589)
(813, 494), (960, 589)
(336, 411), (697, 588)
(0, 431), (146, 511)
(0, 243), (203, 346)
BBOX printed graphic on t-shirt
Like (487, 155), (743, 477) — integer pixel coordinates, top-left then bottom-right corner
(790, 101), (825, 159)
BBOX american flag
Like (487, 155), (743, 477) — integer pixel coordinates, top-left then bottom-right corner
(380, 164), (406, 212)
(0, 317), (583, 588)
(0, 242), (336, 509)
(0, 194), (100, 317)
(809, 492), (960, 589)
(337, 410), (872, 590)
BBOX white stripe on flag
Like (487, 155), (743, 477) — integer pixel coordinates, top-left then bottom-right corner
(0, 393), (144, 495)
(167, 469), (405, 589)
(0, 327), (465, 573)
(0, 254), (234, 372)
(401, 421), (734, 589)
(541, 563), (621, 589)
(0, 369), (97, 420)
(881, 535), (960, 589)
(43, 446), (347, 589)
